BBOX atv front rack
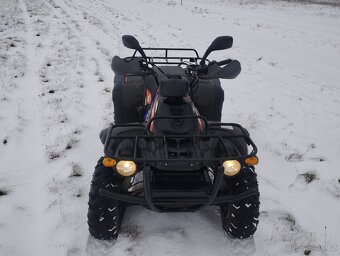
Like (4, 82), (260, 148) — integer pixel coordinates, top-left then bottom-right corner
(132, 47), (202, 65)
(101, 121), (259, 212)
(103, 122), (257, 164)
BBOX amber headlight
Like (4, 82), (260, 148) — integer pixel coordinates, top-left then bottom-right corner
(222, 160), (241, 176)
(116, 161), (137, 176)
(102, 157), (116, 167)
(245, 156), (259, 166)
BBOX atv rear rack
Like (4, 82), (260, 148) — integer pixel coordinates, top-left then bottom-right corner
(103, 121), (257, 163)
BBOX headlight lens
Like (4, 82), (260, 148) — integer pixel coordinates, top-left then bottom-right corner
(116, 161), (137, 176)
(222, 160), (241, 176)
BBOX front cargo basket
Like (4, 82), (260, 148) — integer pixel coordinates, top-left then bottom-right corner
(103, 121), (257, 164)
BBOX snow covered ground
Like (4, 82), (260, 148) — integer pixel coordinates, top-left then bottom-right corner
(1, 0), (340, 255)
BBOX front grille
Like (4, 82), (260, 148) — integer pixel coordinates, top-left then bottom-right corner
(151, 170), (210, 191)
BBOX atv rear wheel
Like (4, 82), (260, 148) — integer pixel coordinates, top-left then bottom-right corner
(87, 158), (126, 240)
(220, 166), (260, 239)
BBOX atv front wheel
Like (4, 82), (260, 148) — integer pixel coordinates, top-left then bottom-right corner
(220, 166), (260, 239)
(87, 158), (125, 240)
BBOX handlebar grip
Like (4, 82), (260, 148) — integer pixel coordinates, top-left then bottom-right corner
(206, 59), (232, 68)
(217, 59), (232, 66)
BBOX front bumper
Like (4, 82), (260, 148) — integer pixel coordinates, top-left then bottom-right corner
(99, 166), (259, 212)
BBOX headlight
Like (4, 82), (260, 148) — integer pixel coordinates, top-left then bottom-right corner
(116, 161), (137, 176)
(222, 160), (241, 176)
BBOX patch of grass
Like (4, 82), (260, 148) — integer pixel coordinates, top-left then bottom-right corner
(300, 171), (318, 184)
(304, 249), (311, 255)
(318, 157), (325, 162)
(279, 213), (297, 231)
(70, 163), (82, 177)
(0, 189), (8, 196)
(285, 152), (303, 162)
(49, 152), (60, 160)
(65, 139), (78, 151)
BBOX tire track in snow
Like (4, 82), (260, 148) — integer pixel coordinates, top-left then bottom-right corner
(42, 0), (117, 126)
(0, 0), (47, 255)
(48, 0), (119, 57)
(18, 1), (117, 254)
(2, 0), (109, 254)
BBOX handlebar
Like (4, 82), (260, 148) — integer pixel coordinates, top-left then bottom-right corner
(112, 54), (240, 80)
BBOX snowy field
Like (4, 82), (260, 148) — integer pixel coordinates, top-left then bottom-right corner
(1, 0), (340, 255)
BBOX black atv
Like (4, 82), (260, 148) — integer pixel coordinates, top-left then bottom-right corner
(87, 35), (260, 240)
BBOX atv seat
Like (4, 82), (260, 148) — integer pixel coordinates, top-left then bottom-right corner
(159, 78), (189, 98)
